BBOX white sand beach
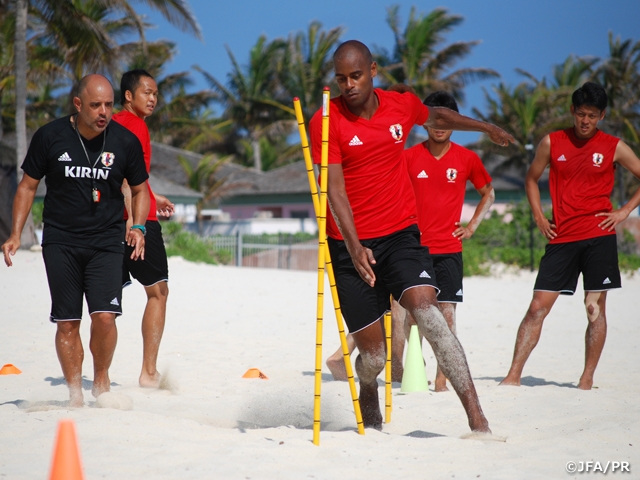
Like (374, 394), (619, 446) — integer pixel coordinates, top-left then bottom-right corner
(1, 250), (639, 479)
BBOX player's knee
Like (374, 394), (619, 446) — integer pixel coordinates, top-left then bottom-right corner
(56, 320), (80, 335)
(585, 300), (601, 323)
(359, 349), (386, 373)
(412, 304), (446, 337)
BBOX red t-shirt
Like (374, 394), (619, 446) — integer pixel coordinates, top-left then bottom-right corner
(403, 142), (492, 253)
(112, 110), (157, 221)
(309, 89), (430, 240)
(548, 128), (619, 244)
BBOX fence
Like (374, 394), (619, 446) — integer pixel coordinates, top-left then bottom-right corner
(208, 232), (318, 271)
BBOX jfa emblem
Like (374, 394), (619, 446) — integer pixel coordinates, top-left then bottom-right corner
(592, 153), (603, 167)
(446, 168), (458, 182)
(389, 124), (403, 142)
(101, 152), (115, 167)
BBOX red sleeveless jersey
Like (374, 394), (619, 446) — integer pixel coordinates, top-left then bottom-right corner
(309, 89), (429, 240)
(548, 128), (619, 244)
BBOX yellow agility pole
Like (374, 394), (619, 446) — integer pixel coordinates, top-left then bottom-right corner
(293, 97), (364, 437)
(384, 309), (392, 424)
(311, 87), (330, 446)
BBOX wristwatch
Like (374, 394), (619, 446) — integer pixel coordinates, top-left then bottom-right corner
(130, 224), (146, 236)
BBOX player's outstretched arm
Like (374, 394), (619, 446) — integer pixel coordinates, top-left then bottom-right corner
(1, 174), (39, 267)
(597, 140), (640, 231)
(327, 163), (377, 287)
(426, 107), (515, 147)
(526, 135), (556, 240)
(454, 184), (495, 240)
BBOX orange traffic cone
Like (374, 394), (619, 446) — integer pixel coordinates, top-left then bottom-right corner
(49, 419), (84, 480)
(0, 364), (22, 375)
(242, 368), (268, 379)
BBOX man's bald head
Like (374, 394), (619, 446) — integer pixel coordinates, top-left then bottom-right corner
(76, 74), (113, 99)
(333, 40), (373, 65)
(73, 74), (114, 139)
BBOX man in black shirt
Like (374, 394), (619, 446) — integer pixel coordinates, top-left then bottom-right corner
(1, 74), (150, 407)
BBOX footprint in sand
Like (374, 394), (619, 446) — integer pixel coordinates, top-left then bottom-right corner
(96, 392), (134, 411)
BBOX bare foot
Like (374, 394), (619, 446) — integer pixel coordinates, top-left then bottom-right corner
(577, 377), (593, 390)
(434, 371), (449, 392)
(92, 373), (111, 398)
(470, 417), (491, 434)
(326, 356), (348, 381)
(139, 370), (162, 388)
(498, 375), (521, 386)
(359, 383), (382, 430)
(69, 388), (84, 408)
(434, 383), (449, 392)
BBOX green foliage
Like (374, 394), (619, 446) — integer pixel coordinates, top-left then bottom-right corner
(463, 200), (549, 274)
(463, 200), (640, 275)
(31, 201), (44, 228)
(163, 221), (231, 265)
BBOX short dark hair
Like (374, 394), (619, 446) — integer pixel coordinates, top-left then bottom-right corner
(120, 69), (154, 105)
(572, 82), (607, 111)
(423, 91), (459, 113)
(333, 40), (373, 64)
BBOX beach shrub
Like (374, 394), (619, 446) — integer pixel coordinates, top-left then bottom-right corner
(163, 222), (230, 265)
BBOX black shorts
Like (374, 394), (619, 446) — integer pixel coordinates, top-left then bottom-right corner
(42, 244), (123, 322)
(123, 220), (169, 287)
(328, 225), (438, 333)
(534, 235), (621, 295)
(432, 253), (463, 303)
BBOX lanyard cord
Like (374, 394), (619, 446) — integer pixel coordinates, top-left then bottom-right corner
(74, 114), (106, 190)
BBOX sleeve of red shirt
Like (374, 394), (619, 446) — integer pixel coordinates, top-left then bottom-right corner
(469, 152), (493, 189)
(310, 105), (343, 166)
(407, 92), (430, 126)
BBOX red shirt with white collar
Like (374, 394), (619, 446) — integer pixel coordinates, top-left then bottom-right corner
(309, 89), (430, 240)
(548, 128), (619, 243)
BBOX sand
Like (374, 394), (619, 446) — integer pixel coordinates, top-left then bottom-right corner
(1, 250), (639, 479)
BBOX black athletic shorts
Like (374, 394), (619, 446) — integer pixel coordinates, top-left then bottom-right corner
(42, 244), (123, 322)
(123, 220), (169, 287)
(328, 225), (439, 333)
(534, 235), (621, 295)
(432, 253), (463, 303)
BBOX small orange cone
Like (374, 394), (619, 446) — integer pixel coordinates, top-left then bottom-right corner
(0, 364), (22, 375)
(49, 419), (84, 480)
(242, 368), (268, 379)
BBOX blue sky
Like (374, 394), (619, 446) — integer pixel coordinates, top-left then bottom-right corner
(137, 0), (640, 144)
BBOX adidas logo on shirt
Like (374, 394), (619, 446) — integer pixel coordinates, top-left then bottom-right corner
(603, 277), (611, 285)
(417, 170), (428, 178)
(58, 152), (72, 162)
(349, 135), (363, 146)
(557, 154), (567, 162)
(456, 289), (463, 296)
(110, 297), (120, 306)
(419, 271), (431, 279)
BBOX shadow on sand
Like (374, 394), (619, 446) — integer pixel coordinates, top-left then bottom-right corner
(45, 375), (120, 390)
(479, 375), (576, 388)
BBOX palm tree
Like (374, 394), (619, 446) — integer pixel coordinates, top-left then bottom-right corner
(374, 5), (499, 104)
(280, 21), (344, 120)
(6, 0), (201, 247)
(198, 35), (295, 171)
(472, 80), (554, 180)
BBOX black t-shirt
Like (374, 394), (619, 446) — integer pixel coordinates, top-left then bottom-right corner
(22, 115), (149, 252)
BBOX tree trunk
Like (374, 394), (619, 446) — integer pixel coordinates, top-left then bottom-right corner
(14, 0), (38, 248)
(252, 138), (261, 172)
